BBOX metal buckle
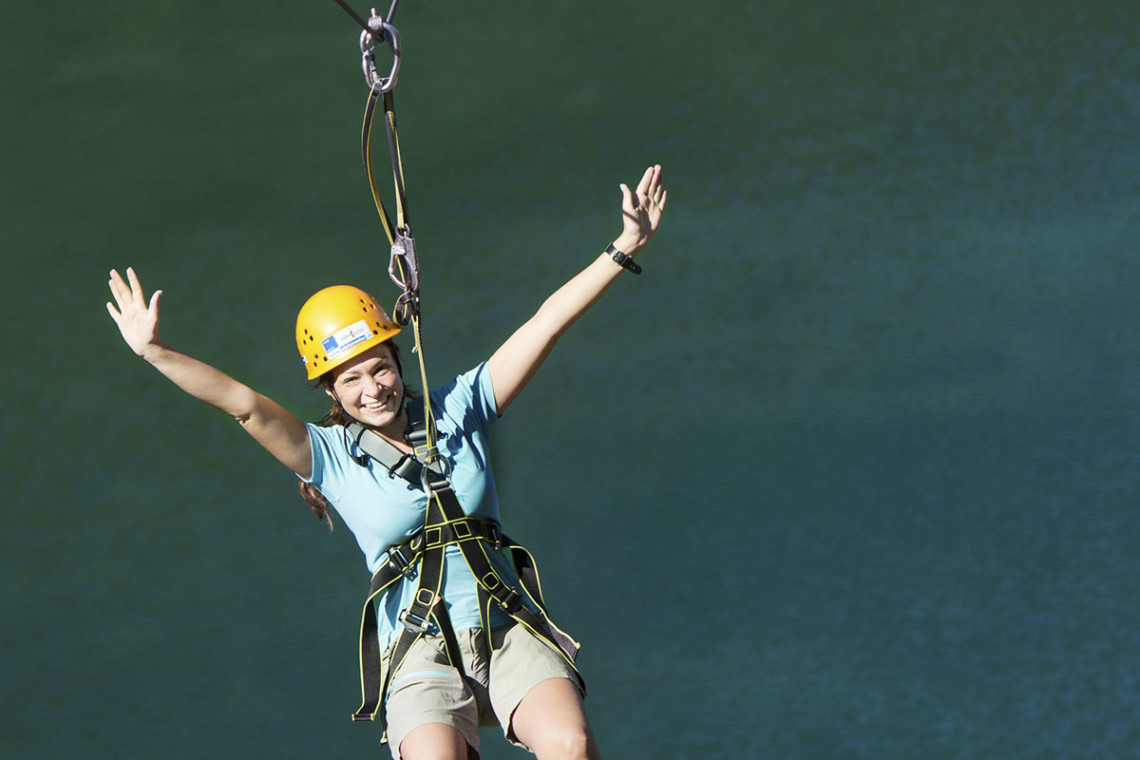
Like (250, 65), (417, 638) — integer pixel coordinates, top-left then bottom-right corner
(397, 609), (432, 634)
(486, 522), (504, 549)
(497, 587), (522, 614)
(481, 573), (522, 612)
(419, 456), (452, 493)
(386, 544), (416, 578)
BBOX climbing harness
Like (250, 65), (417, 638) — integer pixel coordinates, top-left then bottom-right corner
(325, 3), (583, 743)
(346, 408), (584, 741)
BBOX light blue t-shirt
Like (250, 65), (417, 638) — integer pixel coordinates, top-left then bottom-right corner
(304, 362), (521, 646)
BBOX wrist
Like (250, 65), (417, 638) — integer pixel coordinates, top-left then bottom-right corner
(612, 234), (645, 256)
(605, 243), (642, 275)
(138, 339), (171, 363)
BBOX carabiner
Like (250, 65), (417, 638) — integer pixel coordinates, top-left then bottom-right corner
(389, 231), (420, 292)
(390, 231), (421, 326)
(360, 13), (401, 92)
(419, 451), (452, 494)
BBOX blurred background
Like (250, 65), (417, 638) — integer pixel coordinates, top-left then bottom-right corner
(2, 0), (1139, 757)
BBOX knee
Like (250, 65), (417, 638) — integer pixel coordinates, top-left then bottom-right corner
(532, 725), (595, 760)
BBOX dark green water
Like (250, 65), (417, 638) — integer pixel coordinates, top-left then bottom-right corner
(4, 1), (1139, 757)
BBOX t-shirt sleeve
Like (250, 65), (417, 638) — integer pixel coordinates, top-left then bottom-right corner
(300, 423), (345, 502)
(430, 361), (499, 430)
(470, 361), (499, 422)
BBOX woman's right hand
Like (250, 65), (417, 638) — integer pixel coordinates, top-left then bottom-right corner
(106, 267), (163, 357)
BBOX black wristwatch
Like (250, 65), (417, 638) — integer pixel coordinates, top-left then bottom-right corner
(605, 244), (643, 275)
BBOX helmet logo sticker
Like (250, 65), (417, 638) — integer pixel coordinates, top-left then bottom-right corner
(322, 319), (373, 360)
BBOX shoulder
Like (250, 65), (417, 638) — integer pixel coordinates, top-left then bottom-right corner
(302, 421), (356, 486)
(429, 362), (497, 420)
(305, 420), (348, 449)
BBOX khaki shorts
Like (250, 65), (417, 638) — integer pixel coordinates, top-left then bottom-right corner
(383, 624), (581, 759)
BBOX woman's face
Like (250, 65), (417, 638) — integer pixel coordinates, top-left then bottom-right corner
(326, 342), (406, 437)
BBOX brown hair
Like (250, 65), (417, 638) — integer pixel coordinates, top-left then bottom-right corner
(298, 340), (420, 529)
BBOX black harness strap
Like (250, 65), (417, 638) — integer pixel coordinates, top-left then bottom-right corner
(351, 506), (504, 723)
(346, 410), (584, 738)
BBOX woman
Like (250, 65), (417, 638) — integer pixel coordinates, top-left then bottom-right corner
(106, 164), (666, 759)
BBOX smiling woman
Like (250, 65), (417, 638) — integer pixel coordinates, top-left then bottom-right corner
(298, 339), (423, 528)
(105, 165), (667, 760)
(326, 344), (407, 435)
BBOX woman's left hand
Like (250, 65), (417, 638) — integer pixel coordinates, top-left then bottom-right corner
(614, 164), (668, 255)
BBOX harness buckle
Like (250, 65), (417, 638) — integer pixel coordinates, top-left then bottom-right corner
(386, 544), (417, 578)
(498, 587), (523, 614)
(359, 14), (401, 93)
(419, 451), (452, 493)
(397, 608), (432, 634)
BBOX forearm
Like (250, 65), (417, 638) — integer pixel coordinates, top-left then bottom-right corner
(488, 243), (636, 412)
(136, 340), (312, 475)
(139, 340), (262, 421)
(530, 247), (632, 339)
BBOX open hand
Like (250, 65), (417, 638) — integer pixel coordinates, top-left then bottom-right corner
(616, 164), (668, 254)
(106, 267), (163, 357)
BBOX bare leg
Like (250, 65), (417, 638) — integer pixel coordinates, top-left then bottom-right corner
(398, 722), (470, 760)
(509, 678), (602, 760)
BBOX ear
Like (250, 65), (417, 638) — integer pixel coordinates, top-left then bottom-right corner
(324, 385), (337, 401)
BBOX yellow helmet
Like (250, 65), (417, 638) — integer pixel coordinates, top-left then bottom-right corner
(296, 285), (401, 380)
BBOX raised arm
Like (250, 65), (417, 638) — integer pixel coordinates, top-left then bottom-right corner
(487, 164), (667, 413)
(106, 267), (313, 479)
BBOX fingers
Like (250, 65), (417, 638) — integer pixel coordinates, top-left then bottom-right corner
(107, 270), (128, 315)
(108, 268), (132, 304)
(636, 164), (663, 196)
(619, 182), (634, 210)
(631, 164), (666, 215)
(650, 167), (666, 204)
(108, 267), (124, 294)
(126, 266), (147, 307)
(635, 164), (656, 195)
(108, 267), (147, 306)
(107, 267), (162, 330)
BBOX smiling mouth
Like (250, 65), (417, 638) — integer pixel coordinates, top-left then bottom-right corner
(361, 391), (401, 414)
